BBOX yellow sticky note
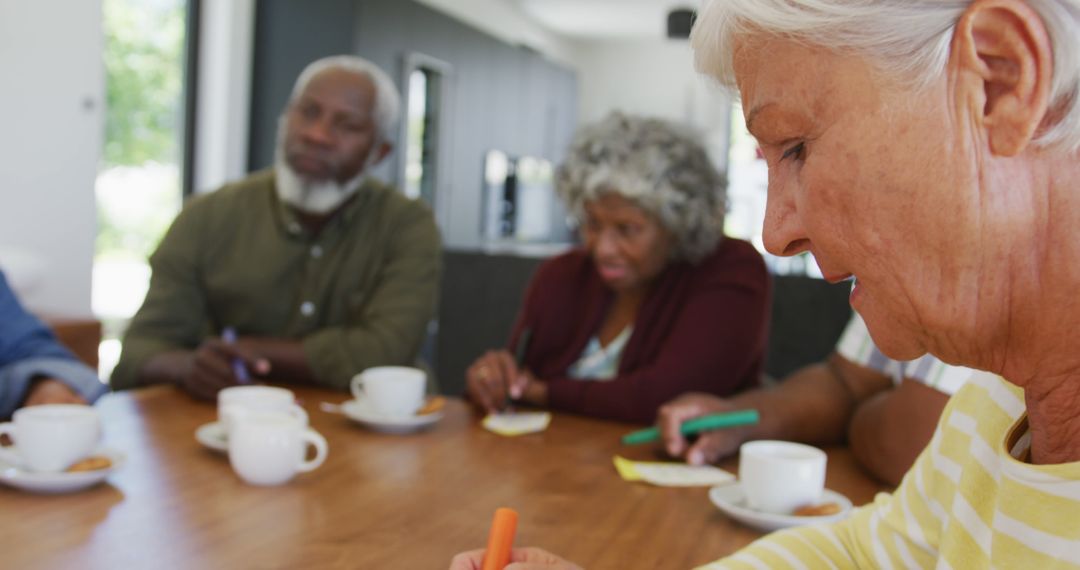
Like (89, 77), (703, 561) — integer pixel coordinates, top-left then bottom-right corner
(483, 412), (552, 436)
(613, 455), (735, 487)
(614, 455), (645, 481)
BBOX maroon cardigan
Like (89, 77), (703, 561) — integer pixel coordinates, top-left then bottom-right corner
(507, 238), (771, 424)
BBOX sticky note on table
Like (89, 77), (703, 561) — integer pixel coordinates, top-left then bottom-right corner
(483, 412), (552, 436)
(613, 455), (735, 487)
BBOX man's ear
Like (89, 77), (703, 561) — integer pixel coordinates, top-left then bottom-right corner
(372, 142), (393, 166)
(952, 0), (1054, 156)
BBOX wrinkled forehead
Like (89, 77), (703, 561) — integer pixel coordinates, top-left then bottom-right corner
(734, 36), (817, 103)
(295, 68), (376, 114)
(732, 34), (878, 126)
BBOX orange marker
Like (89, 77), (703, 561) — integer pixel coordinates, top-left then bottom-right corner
(481, 507), (519, 570)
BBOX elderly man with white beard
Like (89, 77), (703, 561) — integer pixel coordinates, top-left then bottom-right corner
(112, 56), (441, 399)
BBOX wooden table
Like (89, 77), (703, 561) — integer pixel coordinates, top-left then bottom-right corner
(2, 386), (889, 569)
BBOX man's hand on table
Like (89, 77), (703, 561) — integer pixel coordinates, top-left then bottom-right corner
(172, 339), (271, 400)
(449, 547), (582, 570)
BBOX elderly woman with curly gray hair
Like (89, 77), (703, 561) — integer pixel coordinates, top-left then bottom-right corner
(464, 113), (770, 424)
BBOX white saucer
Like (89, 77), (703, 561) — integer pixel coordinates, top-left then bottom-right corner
(709, 484), (854, 532)
(0, 448), (125, 494)
(341, 398), (442, 434)
(195, 422), (228, 453)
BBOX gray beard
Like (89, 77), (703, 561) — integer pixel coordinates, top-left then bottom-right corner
(274, 160), (366, 215)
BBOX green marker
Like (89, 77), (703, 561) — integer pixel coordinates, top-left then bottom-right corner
(621, 409), (760, 445)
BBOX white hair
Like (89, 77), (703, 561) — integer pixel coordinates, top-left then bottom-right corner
(557, 113), (727, 263)
(691, 0), (1080, 152)
(289, 55), (401, 142)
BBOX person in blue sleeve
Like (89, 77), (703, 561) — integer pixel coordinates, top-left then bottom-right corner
(0, 270), (108, 417)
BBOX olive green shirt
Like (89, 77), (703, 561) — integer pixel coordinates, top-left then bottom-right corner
(111, 169), (441, 391)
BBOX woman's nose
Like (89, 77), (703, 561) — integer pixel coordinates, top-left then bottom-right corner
(761, 179), (811, 257)
(591, 228), (620, 258)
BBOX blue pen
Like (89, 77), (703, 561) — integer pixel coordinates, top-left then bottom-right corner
(221, 327), (251, 384)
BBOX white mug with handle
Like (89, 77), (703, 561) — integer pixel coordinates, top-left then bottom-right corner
(218, 385), (308, 435)
(349, 366), (425, 417)
(739, 440), (827, 514)
(0, 404), (102, 473)
(228, 411), (328, 486)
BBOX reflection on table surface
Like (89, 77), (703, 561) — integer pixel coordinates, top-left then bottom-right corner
(0, 385), (889, 569)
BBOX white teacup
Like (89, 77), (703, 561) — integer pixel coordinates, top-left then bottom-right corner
(228, 411), (328, 486)
(218, 386), (308, 435)
(739, 440), (827, 515)
(0, 405), (102, 472)
(350, 366), (425, 418)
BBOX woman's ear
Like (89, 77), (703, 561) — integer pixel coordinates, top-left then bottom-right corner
(952, 0), (1054, 156)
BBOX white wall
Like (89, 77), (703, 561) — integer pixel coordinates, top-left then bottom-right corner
(571, 37), (732, 170)
(0, 0), (103, 316)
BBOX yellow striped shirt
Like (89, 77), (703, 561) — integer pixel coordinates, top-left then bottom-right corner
(699, 372), (1080, 569)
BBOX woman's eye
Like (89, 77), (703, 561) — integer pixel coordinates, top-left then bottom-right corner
(781, 142), (806, 162)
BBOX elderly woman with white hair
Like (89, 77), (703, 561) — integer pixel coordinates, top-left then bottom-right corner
(113, 55), (441, 399)
(451, 0), (1080, 567)
(465, 113), (770, 424)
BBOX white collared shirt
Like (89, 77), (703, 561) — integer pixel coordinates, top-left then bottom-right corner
(567, 327), (634, 381)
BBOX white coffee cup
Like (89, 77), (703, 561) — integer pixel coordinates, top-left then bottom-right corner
(218, 386), (308, 435)
(350, 366), (425, 417)
(739, 440), (827, 514)
(228, 411), (328, 486)
(0, 405), (102, 472)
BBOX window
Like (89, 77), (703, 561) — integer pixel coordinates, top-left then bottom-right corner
(403, 68), (438, 203)
(95, 0), (194, 376)
(400, 54), (452, 218)
(483, 150), (514, 240)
